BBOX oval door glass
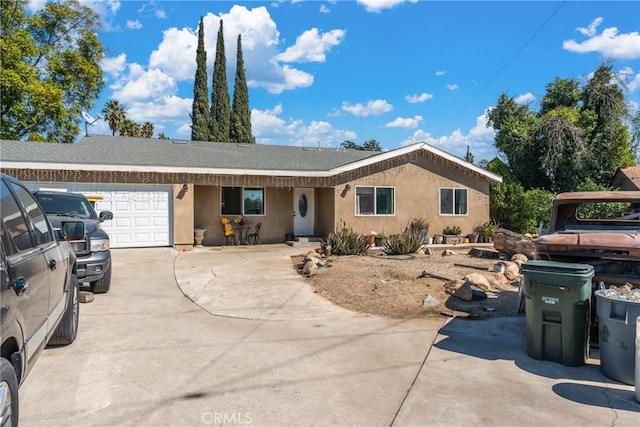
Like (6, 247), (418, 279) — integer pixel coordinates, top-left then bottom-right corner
(298, 194), (308, 217)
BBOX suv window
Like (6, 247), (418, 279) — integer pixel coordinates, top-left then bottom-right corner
(1, 181), (35, 251)
(9, 182), (52, 247)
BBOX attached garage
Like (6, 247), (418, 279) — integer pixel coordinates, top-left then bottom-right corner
(30, 183), (173, 248)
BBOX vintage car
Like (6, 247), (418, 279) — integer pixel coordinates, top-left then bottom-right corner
(534, 191), (640, 286)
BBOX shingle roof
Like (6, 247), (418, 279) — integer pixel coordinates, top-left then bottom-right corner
(0, 135), (502, 182)
(1, 135), (378, 171)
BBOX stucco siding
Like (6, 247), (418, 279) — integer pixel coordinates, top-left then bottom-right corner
(333, 154), (490, 238)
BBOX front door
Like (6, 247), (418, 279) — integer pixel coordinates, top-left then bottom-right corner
(293, 188), (314, 237)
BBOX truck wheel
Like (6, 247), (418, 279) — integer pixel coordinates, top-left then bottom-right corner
(90, 264), (111, 294)
(48, 273), (79, 346)
(0, 358), (19, 427)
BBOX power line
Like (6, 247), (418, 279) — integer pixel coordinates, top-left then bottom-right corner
(435, 1), (566, 136)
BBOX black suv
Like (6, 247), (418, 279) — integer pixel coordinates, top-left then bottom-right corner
(33, 191), (113, 294)
(1, 173), (79, 426)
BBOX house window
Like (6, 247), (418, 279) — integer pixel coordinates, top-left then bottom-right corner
(440, 188), (468, 216)
(356, 186), (395, 216)
(221, 187), (264, 216)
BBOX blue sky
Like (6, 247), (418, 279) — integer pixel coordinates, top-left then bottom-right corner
(30, 1), (640, 162)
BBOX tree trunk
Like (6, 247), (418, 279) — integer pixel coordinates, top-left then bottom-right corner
(493, 228), (536, 259)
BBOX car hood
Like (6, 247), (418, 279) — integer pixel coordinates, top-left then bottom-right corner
(46, 215), (109, 239)
(535, 231), (640, 259)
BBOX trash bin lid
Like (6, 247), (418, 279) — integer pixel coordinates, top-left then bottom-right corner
(520, 260), (594, 275)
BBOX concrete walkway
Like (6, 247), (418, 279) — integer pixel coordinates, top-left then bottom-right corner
(18, 245), (639, 426)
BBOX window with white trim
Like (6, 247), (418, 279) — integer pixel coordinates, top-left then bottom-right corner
(440, 188), (468, 215)
(355, 186), (394, 215)
(221, 187), (265, 216)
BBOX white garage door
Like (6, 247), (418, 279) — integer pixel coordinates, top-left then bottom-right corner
(31, 184), (172, 248)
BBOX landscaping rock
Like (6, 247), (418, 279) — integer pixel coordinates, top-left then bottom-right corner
(453, 282), (473, 301)
(302, 260), (319, 276)
(79, 291), (94, 303)
(423, 294), (440, 307)
(511, 253), (529, 266)
(463, 272), (492, 292)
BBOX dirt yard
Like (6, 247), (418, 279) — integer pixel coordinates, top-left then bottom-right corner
(293, 247), (523, 320)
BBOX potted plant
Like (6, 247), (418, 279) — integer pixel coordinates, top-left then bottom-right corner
(442, 225), (462, 244)
(480, 220), (499, 243)
(374, 231), (387, 247)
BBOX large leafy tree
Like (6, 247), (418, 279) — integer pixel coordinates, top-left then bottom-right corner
(487, 64), (634, 193)
(102, 100), (126, 136)
(0, 0), (104, 143)
(340, 139), (382, 151)
(230, 34), (254, 143)
(190, 17), (209, 141)
(209, 19), (231, 142)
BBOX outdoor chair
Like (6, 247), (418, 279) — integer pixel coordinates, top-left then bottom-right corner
(221, 218), (236, 245)
(247, 222), (261, 245)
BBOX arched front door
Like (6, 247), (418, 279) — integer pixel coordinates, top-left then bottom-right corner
(293, 188), (314, 236)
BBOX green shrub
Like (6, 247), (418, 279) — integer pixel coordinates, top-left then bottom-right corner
(327, 222), (371, 255)
(383, 232), (422, 255)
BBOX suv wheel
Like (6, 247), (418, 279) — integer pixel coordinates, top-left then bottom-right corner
(0, 358), (19, 427)
(90, 263), (111, 294)
(48, 273), (79, 346)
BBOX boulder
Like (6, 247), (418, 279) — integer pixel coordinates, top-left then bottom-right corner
(502, 261), (521, 280)
(305, 250), (322, 261)
(453, 282), (473, 301)
(463, 273), (492, 292)
(302, 260), (319, 276)
(511, 253), (529, 266)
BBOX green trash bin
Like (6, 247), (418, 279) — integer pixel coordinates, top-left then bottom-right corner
(521, 260), (594, 367)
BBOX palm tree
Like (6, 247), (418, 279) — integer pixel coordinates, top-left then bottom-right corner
(102, 100), (126, 136)
(140, 122), (154, 138)
(119, 119), (140, 137)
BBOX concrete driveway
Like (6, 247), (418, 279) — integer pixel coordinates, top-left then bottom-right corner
(18, 245), (639, 426)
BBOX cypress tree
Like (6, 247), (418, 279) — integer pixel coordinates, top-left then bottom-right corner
(230, 34), (255, 143)
(209, 19), (231, 142)
(191, 17), (209, 141)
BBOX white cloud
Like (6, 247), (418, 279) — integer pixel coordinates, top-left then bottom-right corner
(276, 28), (346, 63)
(127, 95), (192, 122)
(435, 70), (447, 76)
(100, 54), (127, 78)
(577, 17), (603, 37)
(515, 93), (535, 104)
(138, 2), (167, 19)
(252, 104), (356, 147)
(341, 99), (393, 117)
(563, 18), (640, 60)
(385, 116), (423, 128)
(110, 64), (177, 103)
(126, 19), (142, 30)
(446, 84), (459, 91)
(357, 0), (418, 13)
(319, 4), (330, 14)
(621, 67), (640, 93)
(401, 111), (496, 161)
(149, 27), (197, 81)
(405, 93), (433, 103)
